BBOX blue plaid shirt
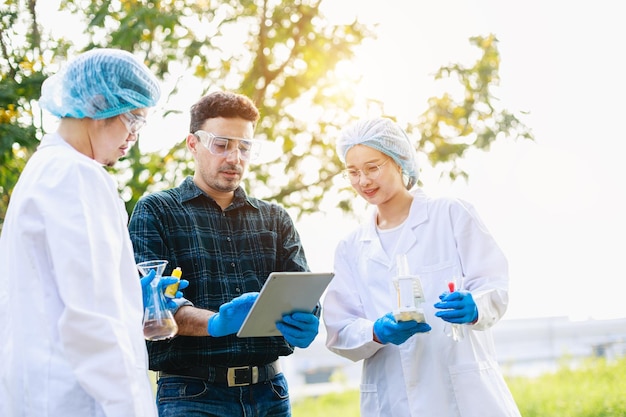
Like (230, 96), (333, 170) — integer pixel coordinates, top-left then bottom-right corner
(128, 176), (309, 369)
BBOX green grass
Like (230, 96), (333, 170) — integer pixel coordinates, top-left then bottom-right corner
(292, 357), (626, 417)
(508, 357), (626, 417)
(292, 389), (360, 417)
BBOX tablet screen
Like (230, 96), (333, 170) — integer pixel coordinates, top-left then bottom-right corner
(236, 272), (334, 338)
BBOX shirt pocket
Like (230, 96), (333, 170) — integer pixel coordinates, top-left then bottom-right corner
(449, 360), (519, 417)
(359, 383), (380, 416)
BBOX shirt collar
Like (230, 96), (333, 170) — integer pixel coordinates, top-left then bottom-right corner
(179, 176), (259, 210)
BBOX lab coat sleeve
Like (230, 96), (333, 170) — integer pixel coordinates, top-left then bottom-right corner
(44, 161), (155, 417)
(451, 199), (510, 331)
(323, 238), (384, 362)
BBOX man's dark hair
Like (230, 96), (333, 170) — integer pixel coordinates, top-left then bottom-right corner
(189, 91), (260, 133)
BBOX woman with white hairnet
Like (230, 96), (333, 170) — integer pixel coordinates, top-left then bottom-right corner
(323, 118), (521, 417)
(0, 48), (178, 417)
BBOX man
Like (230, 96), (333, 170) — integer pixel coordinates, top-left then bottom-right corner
(128, 90), (319, 417)
(0, 48), (162, 417)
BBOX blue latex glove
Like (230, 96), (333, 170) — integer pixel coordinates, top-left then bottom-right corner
(373, 312), (431, 345)
(170, 279), (190, 299)
(207, 292), (259, 337)
(163, 278), (189, 310)
(434, 290), (478, 324)
(276, 312), (319, 348)
(140, 269), (189, 310)
(140, 269), (157, 294)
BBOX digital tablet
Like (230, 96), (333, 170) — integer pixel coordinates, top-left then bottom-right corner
(236, 272), (334, 338)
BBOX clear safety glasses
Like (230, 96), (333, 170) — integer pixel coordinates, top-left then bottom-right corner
(194, 130), (260, 161)
(119, 112), (147, 135)
(342, 159), (391, 184)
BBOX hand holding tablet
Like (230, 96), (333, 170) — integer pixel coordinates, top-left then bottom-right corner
(237, 272), (334, 338)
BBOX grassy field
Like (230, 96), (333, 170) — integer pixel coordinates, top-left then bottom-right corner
(292, 357), (626, 417)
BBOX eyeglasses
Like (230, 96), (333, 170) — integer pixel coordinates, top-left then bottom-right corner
(194, 130), (260, 161)
(342, 159), (390, 184)
(119, 112), (147, 135)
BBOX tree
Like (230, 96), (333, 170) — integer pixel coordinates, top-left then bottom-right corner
(59, 0), (373, 215)
(0, 0), (70, 225)
(0, 0), (533, 229)
(410, 34), (533, 182)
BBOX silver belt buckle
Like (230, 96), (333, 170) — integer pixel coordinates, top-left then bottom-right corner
(227, 366), (259, 387)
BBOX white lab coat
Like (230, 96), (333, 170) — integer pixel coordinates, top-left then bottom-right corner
(323, 189), (521, 417)
(0, 133), (157, 417)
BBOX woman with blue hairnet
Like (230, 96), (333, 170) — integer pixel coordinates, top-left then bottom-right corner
(323, 118), (521, 417)
(0, 48), (175, 417)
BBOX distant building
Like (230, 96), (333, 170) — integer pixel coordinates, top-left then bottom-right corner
(493, 316), (626, 376)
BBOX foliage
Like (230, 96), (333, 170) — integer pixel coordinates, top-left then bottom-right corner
(0, 0), (70, 225)
(508, 357), (626, 417)
(292, 389), (360, 417)
(0, 0), (533, 227)
(409, 34), (534, 182)
(55, 0), (372, 216)
(113, 139), (195, 215)
(291, 357), (626, 417)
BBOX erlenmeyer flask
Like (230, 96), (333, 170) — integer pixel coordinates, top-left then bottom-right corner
(137, 260), (179, 341)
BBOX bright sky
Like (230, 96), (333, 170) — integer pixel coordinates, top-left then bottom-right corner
(38, 1), (625, 321)
(298, 0), (626, 321)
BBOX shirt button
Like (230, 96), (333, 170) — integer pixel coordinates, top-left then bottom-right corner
(235, 288), (241, 293)
(227, 237), (231, 242)
(231, 262), (235, 267)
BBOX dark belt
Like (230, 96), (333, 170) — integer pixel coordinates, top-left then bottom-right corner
(158, 361), (280, 387)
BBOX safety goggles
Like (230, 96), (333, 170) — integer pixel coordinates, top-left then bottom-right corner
(194, 130), (261, 161)
(119, 112), (147, 135)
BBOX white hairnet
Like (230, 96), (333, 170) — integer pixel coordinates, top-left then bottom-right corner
(39, 48), (161, 120)
(337, 117), (419, 189)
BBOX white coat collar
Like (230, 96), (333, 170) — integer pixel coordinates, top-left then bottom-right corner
(360, 188), (430, 269)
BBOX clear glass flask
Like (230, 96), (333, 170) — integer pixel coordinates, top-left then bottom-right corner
(137, 260), (179, 341)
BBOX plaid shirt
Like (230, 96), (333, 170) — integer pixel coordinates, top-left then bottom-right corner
(128, 176), (309, 369)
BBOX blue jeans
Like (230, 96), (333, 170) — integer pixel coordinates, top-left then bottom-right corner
(156, 374), (291, 417)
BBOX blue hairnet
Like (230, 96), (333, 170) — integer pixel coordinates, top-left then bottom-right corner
(337, 117), (419, 189)
(39, 48), (161, 120)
